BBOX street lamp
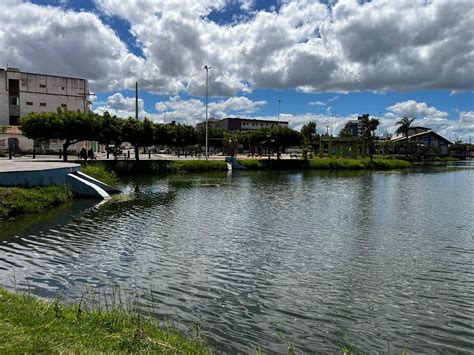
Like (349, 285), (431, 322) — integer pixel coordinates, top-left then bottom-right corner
(277, 99), (281, 124)
(204, 65), (211, 160)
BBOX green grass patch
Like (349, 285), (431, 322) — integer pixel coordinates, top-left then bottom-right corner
(237, 157), (411, 170)
(0, 288), (209, 353)
(81, 163), (119, 186)
(168, 160), (227, 172)
(0, 185), (72, 220)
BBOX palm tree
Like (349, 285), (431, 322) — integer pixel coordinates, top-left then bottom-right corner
(395, 117), (416, 155)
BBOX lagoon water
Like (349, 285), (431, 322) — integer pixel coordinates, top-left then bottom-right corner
(1, 163), (473, 353)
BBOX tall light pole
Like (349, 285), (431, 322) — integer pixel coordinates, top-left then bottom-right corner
(135, 81), (138, 120)
(204, 65), (211, 160)
(277, 99), (281, 124)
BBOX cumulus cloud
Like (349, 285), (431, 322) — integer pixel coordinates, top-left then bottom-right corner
(386, 100), (449, 119)
(380, 101), (473, 141)
(2, 0), (471, 95)
(94, 92), (147, 118)
(94, 93), (266, 125)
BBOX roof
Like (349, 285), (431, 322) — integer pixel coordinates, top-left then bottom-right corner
(390, 130), (452, 145)
(1, 126), (22, 135)
(2, 67), (87, 81)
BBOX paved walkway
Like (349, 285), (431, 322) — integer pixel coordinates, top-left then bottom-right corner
(0, 160), (79, 173)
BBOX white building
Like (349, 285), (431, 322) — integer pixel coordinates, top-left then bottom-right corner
(0, 67), (90, 126)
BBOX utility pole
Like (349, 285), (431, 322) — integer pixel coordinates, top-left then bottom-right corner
(135, 81), (138, 120)
(204, 65), (211, 160)
(326, 125), (330, 136)
(277, 99), (281, 124)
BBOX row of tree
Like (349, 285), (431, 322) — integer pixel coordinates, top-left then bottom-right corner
(20, 110), (311, 161)
(22, 110), (425, 162)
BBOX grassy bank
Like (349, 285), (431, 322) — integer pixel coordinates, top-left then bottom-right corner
(0, 288), (209, 353)
(81, 163), (119, 185)
(0, 185), (72, 220)
(87, 157), (411, 175)
(239, 157), (411, 170)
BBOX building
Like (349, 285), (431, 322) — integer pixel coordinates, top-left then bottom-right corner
(0, 67), (90, 126)
(343, 117), (363, 137)
(196, 117), (289, 131)
(390, 127), (452, 155)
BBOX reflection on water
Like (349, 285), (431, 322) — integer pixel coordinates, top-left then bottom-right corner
(1, 163), (473, 353)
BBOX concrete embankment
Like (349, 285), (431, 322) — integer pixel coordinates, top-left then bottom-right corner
(0, 161), (117, 199)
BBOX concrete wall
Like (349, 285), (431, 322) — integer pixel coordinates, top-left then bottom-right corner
(0, 68), (88, 126)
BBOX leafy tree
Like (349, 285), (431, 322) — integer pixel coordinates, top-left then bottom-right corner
(338, 127), (353, 138)
(20, 109), (100, 161)
(97, 111), (123, 146)
(121, 118), (144, 160)
(301, 121), (318, 155)
(197, 127), (225, 152)
(358, 113), (379, 160)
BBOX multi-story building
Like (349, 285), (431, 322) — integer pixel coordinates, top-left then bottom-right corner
(196, 117), (289, 131)
(0, 67), (90, 126)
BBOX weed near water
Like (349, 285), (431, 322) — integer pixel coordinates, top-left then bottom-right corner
(80, 163), (119, 186)
(0, 185), (72, 220)
(0, 287), (210, 353)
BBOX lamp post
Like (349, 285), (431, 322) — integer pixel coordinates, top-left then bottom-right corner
(277, 99), (281, 124)
(204, 65), (211, 160)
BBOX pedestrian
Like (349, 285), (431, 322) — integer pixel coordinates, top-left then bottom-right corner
(80, 147), (87, 160)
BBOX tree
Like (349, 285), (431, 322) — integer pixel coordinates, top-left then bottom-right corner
(338, 127), (353, 138)
(358, 113), (379, 160)
(395, 117), (416, 155)
(301, 121), (317, 156)
(20, 109), (100, 161)
(97, 111), (123, 147)
(121, 118), (144, 160)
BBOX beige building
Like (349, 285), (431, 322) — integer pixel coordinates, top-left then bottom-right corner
(0, 67), (90, 126)
(0, 67), (93, 154)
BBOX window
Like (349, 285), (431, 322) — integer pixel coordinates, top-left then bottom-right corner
(26, 101), (33, 106)
(10, 97), (19, 106)
(61, 104), (67, 108)
(61, 87), (65, 90)
(40, 103), (46, 107)
(39, 84), (46, 88)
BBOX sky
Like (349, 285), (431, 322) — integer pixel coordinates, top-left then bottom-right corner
(1, 0), (473, 141)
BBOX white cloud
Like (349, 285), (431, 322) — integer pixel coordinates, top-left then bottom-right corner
(386, 100), (449, 119)
(309, 101), (327, 106)
(1, 0), (472, 95)
(94, 92), (147, 119)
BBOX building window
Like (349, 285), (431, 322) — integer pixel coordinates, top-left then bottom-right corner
(10, 97), (19, 106)
(40, 84), (46, 88)
(61, 104), (67, 108)
(61, 87), (65, 90)
(40, 103), (46, 107)
(26, 101), (33, 106)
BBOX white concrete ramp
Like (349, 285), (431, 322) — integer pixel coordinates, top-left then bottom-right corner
(67, 173), (110, 199)
(74, 171), (121, 194)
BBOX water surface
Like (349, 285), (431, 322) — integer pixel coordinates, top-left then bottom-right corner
(1, 163), (473, 353)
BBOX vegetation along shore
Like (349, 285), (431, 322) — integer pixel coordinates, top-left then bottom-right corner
(0, 288), (209, 353)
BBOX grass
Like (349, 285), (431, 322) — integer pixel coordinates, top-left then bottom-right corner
(80, 163), (119, 186)
(0, 288), (210, 353)
(237, 157), (411, 170)
(168, 160), (227, 172)
(0, 185), (72, 220)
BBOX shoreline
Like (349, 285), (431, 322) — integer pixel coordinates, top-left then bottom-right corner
(0, 288), (209, 353)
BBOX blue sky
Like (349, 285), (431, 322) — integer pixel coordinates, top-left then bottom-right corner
(2, 0), (473, 140)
